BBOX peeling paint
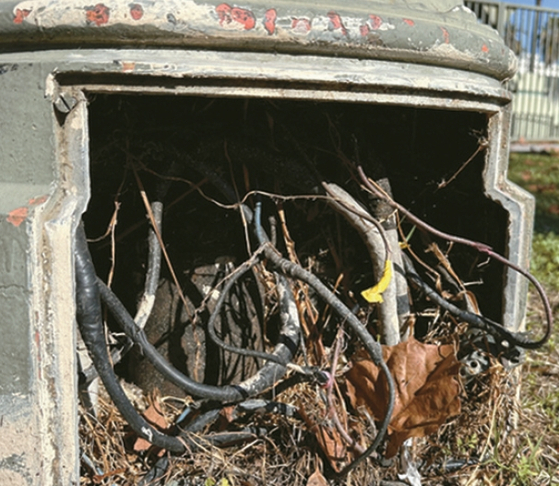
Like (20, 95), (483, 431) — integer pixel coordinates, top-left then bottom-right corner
(28, 195), (47, 206)
(130, 3), (143, 20)
(13, 8), (30, 24)
(6, 0), (517, 80)
(441, 27), (450, 44)
(85, 3), (110, 26)
(121, 61), (135, 72)
(263, 8), (276, 35)
(7, 207), (28, 227)
(327, 11), (347, 36)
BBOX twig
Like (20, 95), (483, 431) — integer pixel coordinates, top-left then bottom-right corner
(437, 137), (489, 190)
(358, 166), (552, 348)
(323, 182), (400, 345)
(325, 327), (366, 455)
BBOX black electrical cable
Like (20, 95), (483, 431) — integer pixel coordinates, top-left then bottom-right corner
(134, 200), (163, 329)
(97, 273), (300, 402)
(77, 222), (298, 454)
(80, 200), (163, 384)
(75, 222), (187, 453)
(253, 201), (396, 476)
(402, 253), (545, 350)
(206, 255), (290, 366)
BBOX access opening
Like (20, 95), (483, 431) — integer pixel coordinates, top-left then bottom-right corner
(82, 93), (507, 393)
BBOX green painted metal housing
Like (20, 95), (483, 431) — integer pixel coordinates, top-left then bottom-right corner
(0, 0), (516, 79)
(0, 2), (532, 485)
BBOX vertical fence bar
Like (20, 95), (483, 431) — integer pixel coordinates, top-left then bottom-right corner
(466, 0), (559, 142)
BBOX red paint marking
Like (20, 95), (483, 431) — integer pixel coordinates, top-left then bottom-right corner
(216, 3), (255, 30)
(216, 3), (232, 25)
(231, 7), (255, 30)
(264, 8), (277, 35)
(130, 4), (143, 21)
(482, 44), (489, 53)
(13, 8), (31, 24)
(29, 195), (47, 206)
(403, 18), (414, 26)
(441, 27), (450, 44)
(7, 207), (28, 227)
(327, 11), (347, 36)
(121, 62), (135, 72)
(291, 18), (311, 33)
(85, 3), (110, 26)
(368, 15), (382, 30)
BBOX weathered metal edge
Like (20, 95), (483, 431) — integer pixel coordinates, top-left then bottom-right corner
(0, 0), (517, 80)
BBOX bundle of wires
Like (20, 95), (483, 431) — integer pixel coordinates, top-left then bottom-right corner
(75, 172), (396, 476)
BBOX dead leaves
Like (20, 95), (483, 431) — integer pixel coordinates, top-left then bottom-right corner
(133, 391), (171, 455)
(345, 337), (461, 457)
(299, 407), (349, 472)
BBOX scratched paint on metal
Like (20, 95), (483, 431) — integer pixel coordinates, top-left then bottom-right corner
(11, 0), (391, 37)
(5, 1), (517, 80)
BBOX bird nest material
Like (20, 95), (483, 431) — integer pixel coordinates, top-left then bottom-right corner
(77, 96), (551, 485)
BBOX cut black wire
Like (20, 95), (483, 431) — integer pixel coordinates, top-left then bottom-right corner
(134, 200), (163, 330)
(76, 222), (186, 453)
(358, 165), (552, 348)
(253, 200), (396, 477)
(76, 222), (300, 453)
(402, 253), (545, 349)
(97, 275), (300, 402)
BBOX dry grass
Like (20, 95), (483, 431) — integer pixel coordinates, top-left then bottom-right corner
(79, 152), (559, 485)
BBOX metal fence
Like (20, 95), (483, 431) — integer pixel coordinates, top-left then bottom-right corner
(465, 0), (559, 142)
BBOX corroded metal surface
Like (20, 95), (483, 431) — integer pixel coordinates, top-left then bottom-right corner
(0, 3), (529, 484)
(0, 0), (516, 80)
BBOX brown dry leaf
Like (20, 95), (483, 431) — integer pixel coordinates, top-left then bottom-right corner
(133, 392), (170, 454)
(299, 408), (348, 472)
(345, 337), (461, 458)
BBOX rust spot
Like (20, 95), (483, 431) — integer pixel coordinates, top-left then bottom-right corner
(130, 3), (143, 21)
(86, 3), (110, 26)
(291, 17), (311, 34)
(13, 8), (31, 24)
(327, 11), (347, 36)
(7, 207), (28, 227)
(122, 62), (135, 72)
(29, 195), (48, 206)
(482, 44), (489, 53)
(403, 18), (414, 26)
(441, 27), (450, 44)
(264, 8), (277, 35)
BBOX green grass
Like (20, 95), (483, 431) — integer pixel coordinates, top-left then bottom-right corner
(508, 152), (559, 291)
(507, 152), (559, 484)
